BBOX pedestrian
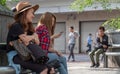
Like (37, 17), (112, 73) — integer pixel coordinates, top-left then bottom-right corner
(68, 26), (78, 62)
(86, 33), (93, 53)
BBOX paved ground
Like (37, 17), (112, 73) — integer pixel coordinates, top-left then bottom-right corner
(63, 54), (120, 74)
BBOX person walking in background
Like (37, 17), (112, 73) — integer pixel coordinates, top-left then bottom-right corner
(86, 33), (93, 53)
(68, 26), (78, 62)
(89, 26), (108, 68)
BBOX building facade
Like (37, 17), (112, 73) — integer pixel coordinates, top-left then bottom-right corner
(7, 0), (120, 53)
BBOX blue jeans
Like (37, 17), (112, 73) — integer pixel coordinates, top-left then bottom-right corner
(87, 44), (92, 52)
(48, 53), (68, 74)
(68, 43), (75, 60)
(7, 51), (21, 74)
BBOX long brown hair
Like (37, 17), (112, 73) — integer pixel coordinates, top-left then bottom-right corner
(37, 12), (56, 36)
(9, 9), (35, 34)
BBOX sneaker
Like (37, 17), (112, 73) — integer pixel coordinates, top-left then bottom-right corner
(95, 63), (100, 68)
(90, 63), (96, 67)
(72, 60), (75, 62)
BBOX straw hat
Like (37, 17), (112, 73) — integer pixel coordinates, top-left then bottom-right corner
(12, 1), (39, 16)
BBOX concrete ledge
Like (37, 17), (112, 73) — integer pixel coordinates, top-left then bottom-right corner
(105, 52), (120, 56)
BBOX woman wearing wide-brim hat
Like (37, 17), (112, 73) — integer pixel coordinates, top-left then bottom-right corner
(7, 1), (54, 74)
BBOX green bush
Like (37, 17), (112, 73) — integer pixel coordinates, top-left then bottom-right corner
(0, 0), (6, 6)
(0, 0), (19, 6)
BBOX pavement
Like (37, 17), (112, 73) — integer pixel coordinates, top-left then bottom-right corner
(63, 54), (120, 74)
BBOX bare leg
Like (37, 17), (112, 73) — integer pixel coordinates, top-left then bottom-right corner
(40, 68), (48, 74)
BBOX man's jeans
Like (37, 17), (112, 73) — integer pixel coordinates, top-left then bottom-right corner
(48, 53), (68, 74)
(68, 43), (75, 60)
(87, 44), (92, 52)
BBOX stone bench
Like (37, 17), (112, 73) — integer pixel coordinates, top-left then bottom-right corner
(104, 52), (120, 68)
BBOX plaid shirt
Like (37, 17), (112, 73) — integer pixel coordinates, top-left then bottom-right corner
(36, 25), (50, 54)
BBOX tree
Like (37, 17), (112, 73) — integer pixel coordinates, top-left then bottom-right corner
(102, 17), (120, 31)
(0, 0), (18, 6)
(70, 0), (120, 11)
(0, 0), (6, 6)
(70, 0), (120, 31)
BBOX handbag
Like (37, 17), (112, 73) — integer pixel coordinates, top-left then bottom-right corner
(27, 42), (49, 64)
(11, 40), (35, 61)
(12, 39), (49, 64)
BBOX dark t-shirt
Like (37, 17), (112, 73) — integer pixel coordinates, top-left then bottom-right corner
(7, 23), (24, 52)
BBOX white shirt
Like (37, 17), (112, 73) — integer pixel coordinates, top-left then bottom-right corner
(68, 32), (76, 44)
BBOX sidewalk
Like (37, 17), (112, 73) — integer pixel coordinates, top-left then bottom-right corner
(64, 54), (120, 74)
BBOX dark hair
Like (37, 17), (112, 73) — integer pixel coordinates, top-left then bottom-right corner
(9, 9), (35, 33)
(99, 26), (105, 31)
(89, 33), (92, 36)
(70, 26), (74, 30)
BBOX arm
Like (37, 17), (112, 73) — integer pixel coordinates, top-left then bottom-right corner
(103, 36), (108, 49)
(27, 33), (40, 45)
(74, 34), (77, 39)
(74, 32), (79, 39)
(104, 36), (108, 46)
(19, 33), (40, 45)
(96, 36), (101, 44)
(51, 32), (63, 39)
(95, 37), (102, 47)
(33, 33), (40, 45)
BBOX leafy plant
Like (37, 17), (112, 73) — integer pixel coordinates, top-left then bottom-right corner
(102, 18), (120, 31)
(0, 0), (6, 6)
(70, 0), (120, 32)
(70, 0), (120, 11)
(0, 0), (19, 6)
